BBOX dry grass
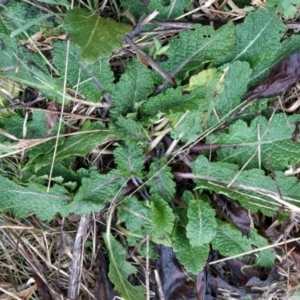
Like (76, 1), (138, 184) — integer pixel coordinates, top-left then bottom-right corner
(0, 213), (98, 299)
(2, 211), (300, 299)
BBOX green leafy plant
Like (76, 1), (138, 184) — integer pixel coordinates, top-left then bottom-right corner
(0, 2), (300, 299)
(152, 38), (170, 60)
(103, 233), (145, 300)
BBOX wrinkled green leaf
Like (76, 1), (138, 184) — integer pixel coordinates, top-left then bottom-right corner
(139, 87), (198, 117)
(110, 116), (149, 146)
(110, 60), (154, 117)
(192, 155), (300, 215)
(103, 233), (145, 300)
(186, 196), (217, 247)
(214, 8), (300, 86)
(145, 65), (240, 144)
(65, 169), (126, 216)
(212, 223), (252, 256)
(215, 8), (284, 76)
(64, 8), (131, 63)
(140, 67), (227, 138)
(114, 142), (145, 177)
(146, 157), (176, 202)
(0, 176), (70, 220)
(173, 226), (209, 274)
(212, 113), (300, 171)
(150, 195), (175, 246)
(168, 68), (226, 142)
(139, 85), (210, 136)
(160, 23), (235, 81)
(217, 61), (252, 115)
(118, 196), (152, 246)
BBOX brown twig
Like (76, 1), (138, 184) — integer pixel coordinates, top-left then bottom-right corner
(163, 135), (192, 167)
(67, 215), (90, 300)
(189, 143), (243, 152)
(150, 20), (195, 29)
(139, 28), (187, 36)
(123, 35), (177, 88)
(79, 63), (112, 105)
